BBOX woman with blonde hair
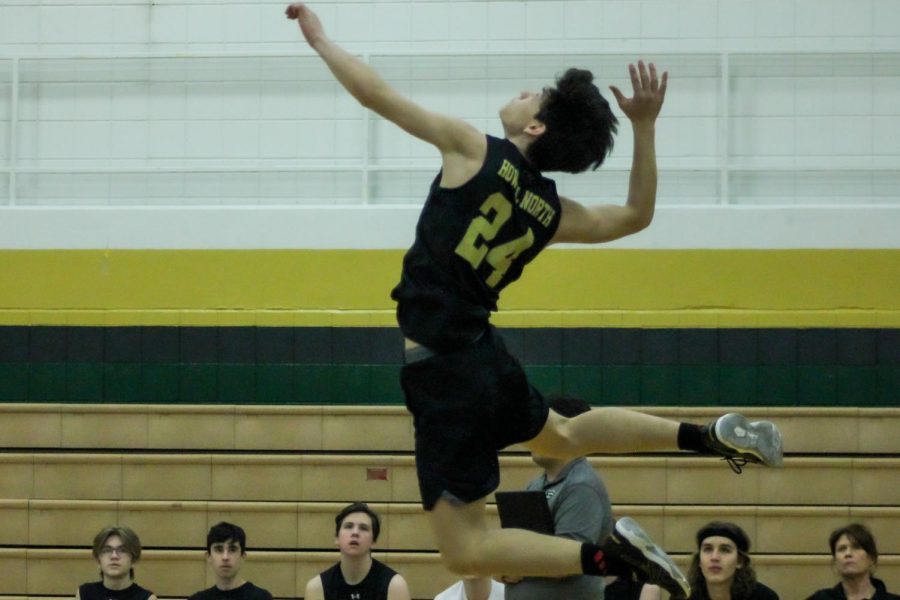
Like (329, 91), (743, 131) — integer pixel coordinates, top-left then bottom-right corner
(687, 522), (778, 600)
(75, 526), (157, 600)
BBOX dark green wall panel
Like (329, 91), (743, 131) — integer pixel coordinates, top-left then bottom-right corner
(142, 364), (180, 403)
(370, 365), (402, 403)
(757, 366), (797, 406)
(561, 366), (603, 403)
(29, 363), (66, 402)
(0, 363), (27, 401)
(680, 366), (720, 406)
(523, 366), (563, 397)
(797, 366), (837, 406)
(600, 366), (641, 406)
(256, 364), (298, 404)
(295, 365), (336, 404)
(835, 366), (877, 406)
(719, 367), (758, 406)
(331, 365), (370, 405)
(878, 367), (900, 406)
(67, 363), (104, 403)
(180, 364), (217, 404)
(640, 366), (679, 406)
(218, 364), (257, 404)
(2, 326), (898, 406)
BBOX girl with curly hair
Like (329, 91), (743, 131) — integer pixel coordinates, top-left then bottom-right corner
(687, 522), (779, 600)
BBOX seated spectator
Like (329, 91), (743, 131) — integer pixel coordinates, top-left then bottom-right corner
(188, 521), (272, 600)
(435, 577), (505, 600)
(604, 575), (662, 600)
(805, 523), (900, 600)
(503, 395), (686, 599)
(76, 526), (157, 600)
(688, 521), (779, 600)
(305, 502), (411, 600)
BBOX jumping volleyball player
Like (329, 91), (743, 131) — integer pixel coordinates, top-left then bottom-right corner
(286, 4), (784, 597)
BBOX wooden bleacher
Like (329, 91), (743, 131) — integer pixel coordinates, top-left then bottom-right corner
(1, 405), (899, 598)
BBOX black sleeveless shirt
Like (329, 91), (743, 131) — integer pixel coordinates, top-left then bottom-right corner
(187, 581), (273, 600)
(391, 135), (562, 352)
(79, 582), (153, 600)
(320, 558), (398, 600)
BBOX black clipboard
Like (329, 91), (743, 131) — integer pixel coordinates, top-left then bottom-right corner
(494, 490), (555, 535)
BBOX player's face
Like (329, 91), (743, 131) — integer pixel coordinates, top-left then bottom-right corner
(97, 534), (134, 581)
(698, 536), (741, 585)
(833, 534), (875, 578)
(336, 511), (375, 557)
(208, 538), (245, 581)
(499, 90), (545, 136)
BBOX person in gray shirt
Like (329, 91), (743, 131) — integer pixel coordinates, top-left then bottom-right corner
(504, 395), (615, 600)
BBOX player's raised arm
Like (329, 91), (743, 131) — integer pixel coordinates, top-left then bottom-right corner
(551, 61), (667, 244)
(285, 3), (485, 165)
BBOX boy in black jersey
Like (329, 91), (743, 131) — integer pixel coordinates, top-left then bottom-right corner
(188, 522), (272, 600)
(304, 503), (411, 600)
(287, 4), (784, 599)
(77, 526), (156, 600)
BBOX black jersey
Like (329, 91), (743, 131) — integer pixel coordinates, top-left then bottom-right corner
(320, 558), (398, 600)
(187, 582), (272, 600)
(806, 578), (900, 600)
(391, 135), (562, 352)
(78, 582), (153, 600)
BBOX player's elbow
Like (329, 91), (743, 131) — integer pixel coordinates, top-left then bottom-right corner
(592, 209), (652, 243)
(631, 209), (654, 232)
(621, 204), (654, 234)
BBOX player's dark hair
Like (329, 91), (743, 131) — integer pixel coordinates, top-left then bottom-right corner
(206, 521), (247, 554)
(527, 68), (618, 173)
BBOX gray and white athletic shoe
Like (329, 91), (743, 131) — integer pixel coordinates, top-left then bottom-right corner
(706, 412), (784, 473)
(606, 517), (690, 599)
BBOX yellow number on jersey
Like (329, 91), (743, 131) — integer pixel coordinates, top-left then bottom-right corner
(484, 227), (535, 287)
(455, 192), (534, 288)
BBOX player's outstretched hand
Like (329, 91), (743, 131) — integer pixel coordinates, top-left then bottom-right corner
(609, 60), (668, 124)
(285, 3), (326, 47)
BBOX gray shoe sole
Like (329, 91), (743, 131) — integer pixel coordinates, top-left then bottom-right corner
(715, 413), (784, 467)
(615, 517), (690, 598)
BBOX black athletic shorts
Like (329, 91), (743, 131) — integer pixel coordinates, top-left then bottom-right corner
(400, 326), (550, 510)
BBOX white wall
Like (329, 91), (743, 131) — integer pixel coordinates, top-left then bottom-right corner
(1, 0), (899, 249)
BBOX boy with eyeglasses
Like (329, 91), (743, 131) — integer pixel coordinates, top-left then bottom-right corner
(76, 526), (157, 600)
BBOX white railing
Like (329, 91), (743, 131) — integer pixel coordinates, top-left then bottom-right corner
(0, 50), (899, 208)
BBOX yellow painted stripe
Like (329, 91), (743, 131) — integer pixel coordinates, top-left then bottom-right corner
(1, 250), (898, 326)
(3, 309), (899, 328)
(0, 249), (403, 311)
(511, 248), (900, 311)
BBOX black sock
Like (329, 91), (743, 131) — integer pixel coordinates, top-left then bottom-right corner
(580, 544), (631, 577)
(580, 544), (609, 575)
(678, 422), (712, 454)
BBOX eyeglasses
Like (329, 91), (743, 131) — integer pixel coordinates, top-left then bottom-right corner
(99, 545), (131, 557)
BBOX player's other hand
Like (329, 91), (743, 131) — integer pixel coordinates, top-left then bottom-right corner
(609, 60), (668, 124)
(285, 3), (326, 47)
